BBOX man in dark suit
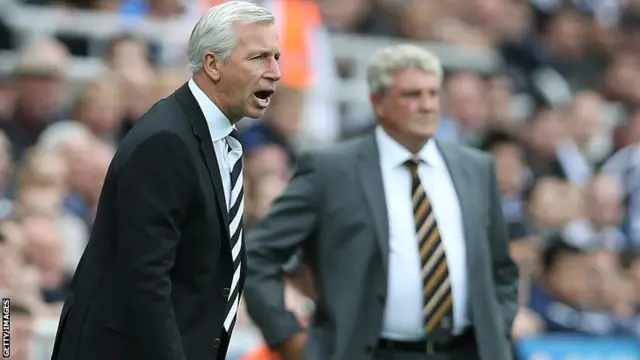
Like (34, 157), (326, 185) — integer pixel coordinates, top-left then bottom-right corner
(50, 2), (281, 360)
(244, 44), (518, 360)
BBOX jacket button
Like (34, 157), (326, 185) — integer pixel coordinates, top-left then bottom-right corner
(211, 338), (221, 348)
(364, 345), (374, 354)
(221, 288), (230, 297)
(377, 294), (385, 304)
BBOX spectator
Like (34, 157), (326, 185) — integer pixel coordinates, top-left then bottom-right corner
(13, 149), (88, 273)
(72, 76), (124, 145)
(0, 38), (69, 161)
(105, 33), (153, 72)
(525, 107), (569, 180)
(480, 130), (532, 239)
(60, 138), (114, 226)
(245, 170), (288, 228)
(4, 1), (640, 359)
(602, 111), (640, 247)
(563, 174), (627, 251)
(440, 72), (489, 144)
(529, 234), (606, 334)
(528, 177), (584, 232)
(20, 215), (71, 304)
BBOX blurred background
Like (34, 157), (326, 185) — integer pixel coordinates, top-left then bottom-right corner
(0, 0), (640, 359)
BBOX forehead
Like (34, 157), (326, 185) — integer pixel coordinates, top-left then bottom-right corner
(234, 21), (280, 53)
(388, 68), (440, 91)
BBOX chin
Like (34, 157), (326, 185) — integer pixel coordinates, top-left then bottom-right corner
(246, 107), (268, 119)
(414, 128), (437, 141)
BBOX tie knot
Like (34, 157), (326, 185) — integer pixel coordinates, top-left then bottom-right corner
(404, 156), (421, 173)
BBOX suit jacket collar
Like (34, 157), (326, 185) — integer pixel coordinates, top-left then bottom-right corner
(375, 126), (444, 169)
(174, 82), (231, 238)
(357, 133), (390, 271)
(187, 79), (234, 142)
(357, 132), (476, 273)
(437, 141), (477, 254)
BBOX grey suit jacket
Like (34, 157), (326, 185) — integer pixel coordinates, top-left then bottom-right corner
(244, 133), (518, 360)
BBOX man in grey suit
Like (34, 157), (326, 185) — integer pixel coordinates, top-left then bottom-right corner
(243, 44), (519, 360)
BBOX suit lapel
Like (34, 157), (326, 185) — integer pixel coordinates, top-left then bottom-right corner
(357, 134), (390, 272)
(436, 141), (477, 263)
(174, 82), (230, 238)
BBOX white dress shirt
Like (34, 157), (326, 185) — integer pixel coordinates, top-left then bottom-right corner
(188, 79), (240, 207)
(189, 80), (245, 332)
(376, 126), (469, 340)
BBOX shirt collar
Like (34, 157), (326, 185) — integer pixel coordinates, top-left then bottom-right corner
(188, 79), (234, 142)
(375, 126), (443, 169)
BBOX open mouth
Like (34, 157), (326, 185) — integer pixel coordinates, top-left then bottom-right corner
(253, 90), (274, 107)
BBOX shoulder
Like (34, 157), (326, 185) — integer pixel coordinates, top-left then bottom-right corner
(438, 140), (493, 167)
(113, 99), (194, 168)
(305, 133), (372, 161)
(288, 136), (375, 179)
(295, 133), (372, 171)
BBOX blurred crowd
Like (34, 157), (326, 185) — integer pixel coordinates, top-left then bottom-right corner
(1, 0), (640, 359)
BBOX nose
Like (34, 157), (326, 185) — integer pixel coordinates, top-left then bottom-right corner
(266, 58), (281, 82)
(418, 94), (437, 114)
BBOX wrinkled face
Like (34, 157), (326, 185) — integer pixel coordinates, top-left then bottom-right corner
(204, 21), (281, 121)
(371, 68), (441, 148)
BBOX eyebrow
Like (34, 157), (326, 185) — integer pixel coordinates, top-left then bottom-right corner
(249, 49), (281, 58)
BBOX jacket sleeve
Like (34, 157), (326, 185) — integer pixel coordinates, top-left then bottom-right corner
(486, 157), (519, 336)
(116, 131), (194, 360)
(243, 153), (320, 347)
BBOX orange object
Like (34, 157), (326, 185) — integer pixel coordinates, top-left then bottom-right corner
(240, 344), (281, 360)
(198, 0), (321, 89)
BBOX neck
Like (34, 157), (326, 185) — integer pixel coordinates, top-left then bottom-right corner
(382, 126), (429, 154)
(192, 72), (238, 124)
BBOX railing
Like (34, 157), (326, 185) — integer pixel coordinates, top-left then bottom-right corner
(0, 3), (504, 111)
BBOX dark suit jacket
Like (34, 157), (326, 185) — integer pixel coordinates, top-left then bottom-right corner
(50, 83), (245, 360)
(243, 133), (519, 360)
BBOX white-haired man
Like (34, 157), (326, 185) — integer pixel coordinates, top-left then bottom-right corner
(50, 2), (280, 360)
(244, 44), (518, 360)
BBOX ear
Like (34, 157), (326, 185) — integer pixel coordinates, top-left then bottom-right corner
(370, 92), (386, 119)
(203, 51), (222, 82)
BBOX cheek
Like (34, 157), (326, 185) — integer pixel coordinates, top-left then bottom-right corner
(387, 101), (417, 122)
(402, 100), (421, 114)
(221, 70), (247, 96)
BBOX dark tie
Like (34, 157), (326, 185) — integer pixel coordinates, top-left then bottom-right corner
(223, 129), (243, 334)
(404, 157), (453, 335)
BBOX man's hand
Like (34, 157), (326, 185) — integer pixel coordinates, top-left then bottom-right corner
(511, 307), (544, 341)
(276, 332), (307, 360)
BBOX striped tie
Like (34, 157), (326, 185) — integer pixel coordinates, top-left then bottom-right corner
(223, 130), (244, 334)
(404, 157), (453, 335)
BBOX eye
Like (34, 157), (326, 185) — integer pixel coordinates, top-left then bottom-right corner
(402, 90), (422, 98)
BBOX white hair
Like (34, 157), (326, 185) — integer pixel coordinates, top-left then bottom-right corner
(188, 1), (275, 72)
(37, 121), (94, 153)
(366, 44), (443, 95)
